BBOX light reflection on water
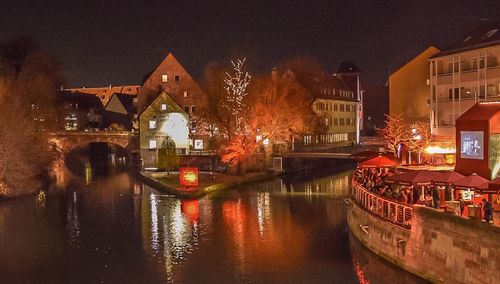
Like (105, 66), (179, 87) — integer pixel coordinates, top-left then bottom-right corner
(0, 169), (428, 283)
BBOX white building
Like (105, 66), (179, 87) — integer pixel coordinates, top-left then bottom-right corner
(429, 20), (500, 141)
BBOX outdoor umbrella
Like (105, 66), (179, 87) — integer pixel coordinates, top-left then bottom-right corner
(432, 171), (465, 185)
(358, 155), (397, 168)
(452, 173), (489, 189)
(386, 170), (440, 186)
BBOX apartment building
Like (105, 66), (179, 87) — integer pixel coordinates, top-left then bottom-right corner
(429, 20), (500, 141)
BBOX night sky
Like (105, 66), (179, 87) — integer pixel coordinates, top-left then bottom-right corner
(2, 0), (500, 87)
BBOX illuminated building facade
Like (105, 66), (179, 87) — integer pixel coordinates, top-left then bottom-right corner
(389, 46), (440, 123)
(429, 20), (500, 141)
(303, 76), (359, 147)
(334, 61), (364, 139)
(139, 90), (190, 168)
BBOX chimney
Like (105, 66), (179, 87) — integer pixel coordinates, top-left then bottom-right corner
(271, 67), (277, 82)
(109, 84), (112, 89)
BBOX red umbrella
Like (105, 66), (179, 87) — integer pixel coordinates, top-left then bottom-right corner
(386, 170), (440, 186)
(358, 155), (397, 168)
(452, 173), (489, 189)
(432, 171), (465, 185)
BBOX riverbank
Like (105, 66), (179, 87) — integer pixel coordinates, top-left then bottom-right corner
(138, 170), (282, 198)
(348, 185), (500, 284)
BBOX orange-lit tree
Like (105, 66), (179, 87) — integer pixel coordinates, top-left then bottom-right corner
(407, 120), (432, 164)
(0, 37), (63, 197)
(378, 113), (410, 159)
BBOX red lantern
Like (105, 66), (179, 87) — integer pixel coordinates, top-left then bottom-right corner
(179, 167), (199, 187)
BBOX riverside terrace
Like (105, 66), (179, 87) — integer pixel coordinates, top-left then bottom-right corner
(352, 166), (500, 226)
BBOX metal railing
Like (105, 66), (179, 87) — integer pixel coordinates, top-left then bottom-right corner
(351, 181), (413, 229)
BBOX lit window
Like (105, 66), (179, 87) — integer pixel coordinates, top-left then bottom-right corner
(175, 75), (180, 81)
(194, 139), (204, 150)
(149, 120), (157, 129)
(183, 91), (188, 97)
(162, 75), (168, 82)
(149, 140), (157, 149)
(160, 104), (167, 111)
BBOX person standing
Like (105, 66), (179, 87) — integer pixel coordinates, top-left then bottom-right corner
(483, 198), (493, 223)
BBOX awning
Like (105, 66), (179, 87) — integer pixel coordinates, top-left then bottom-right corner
(432, 171), (465, 185)
(358, 155), (397, 168)
(452, 173), (489, 190)
(386, 170), (440, 186)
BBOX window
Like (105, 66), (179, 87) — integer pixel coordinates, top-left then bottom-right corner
(325, 118), (329, 126)
(149, 140), (157, 149)
(334, 103), (338, 111)
(191, 106), (196, 113)
(184, 106), (190, 113)
(149, 120), (157, 129)
(334, 118), (338, 126)
(194, 139), (204, 150)
(183, 91), (188, 97)
(340, 104), (345, 112)
(161, 75), (168, 82)
(160, 104), (167, 111)
(175, 75), (180, 81)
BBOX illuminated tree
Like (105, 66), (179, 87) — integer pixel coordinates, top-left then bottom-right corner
(251, 75), (311, 150)
(223, 58), (251, 129)
(0, 37), (62, 197)
(407, 120), (432, 164)
(378, 113), (410, 159)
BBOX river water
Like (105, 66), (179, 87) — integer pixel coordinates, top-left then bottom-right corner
(0, 167), (428, 283)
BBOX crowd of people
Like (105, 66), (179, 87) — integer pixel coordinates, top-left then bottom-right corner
(354, 167), (497, 223)
(354, 167), (442, 208)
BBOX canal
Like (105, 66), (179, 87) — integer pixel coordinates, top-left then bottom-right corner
(0, 163), (428, 283)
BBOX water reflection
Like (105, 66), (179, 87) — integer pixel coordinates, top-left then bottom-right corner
(350, 236), (429, 284)
(0, 168), (428, 283)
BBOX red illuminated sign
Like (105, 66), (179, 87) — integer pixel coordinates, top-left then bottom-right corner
(179, 167), (199, 187)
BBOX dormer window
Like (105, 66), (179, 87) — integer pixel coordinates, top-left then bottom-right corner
(162, 74), (168, 82)
(160, 104), (167, 111)
(175, 75), (180, 81)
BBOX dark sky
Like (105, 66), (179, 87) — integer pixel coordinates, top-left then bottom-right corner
(1, 0), (500, 87)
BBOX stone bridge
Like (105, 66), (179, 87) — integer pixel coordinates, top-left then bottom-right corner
(49, 131), (139, 153)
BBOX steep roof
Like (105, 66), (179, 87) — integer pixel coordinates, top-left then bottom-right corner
(432, 19), (500, 58)
(456, 102), (500, 122)
(105, 93), (137, 114)
(66, 85), (139, 105)
(56, 91), (103, 109)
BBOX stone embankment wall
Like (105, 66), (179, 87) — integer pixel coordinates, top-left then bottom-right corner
(348, 202), (500, 284)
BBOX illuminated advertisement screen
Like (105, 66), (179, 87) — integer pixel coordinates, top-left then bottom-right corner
(460, 131), (484, 160)
(489, 134), (500, 179)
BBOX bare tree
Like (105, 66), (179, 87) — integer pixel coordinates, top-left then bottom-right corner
(407, 120), (432, 164)
(378, 113), (409, 159)
(0, 37), (63, 197)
